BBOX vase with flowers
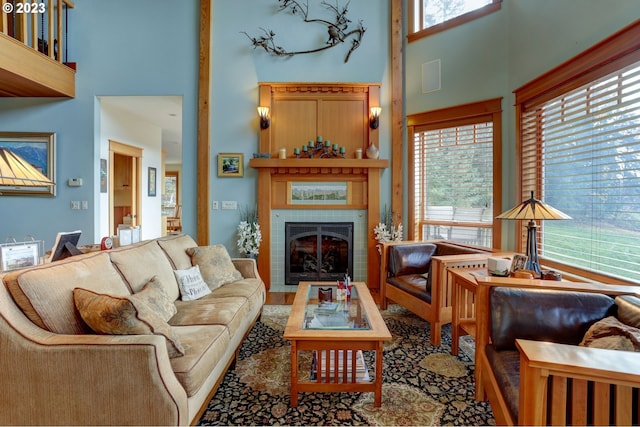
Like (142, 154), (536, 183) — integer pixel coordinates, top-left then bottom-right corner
(373, 205), (403, 253)
(237, 206), (262, 258)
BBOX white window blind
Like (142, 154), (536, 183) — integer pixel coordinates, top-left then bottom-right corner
(520, 61), (640, 283)
(413, 120), (494, 247)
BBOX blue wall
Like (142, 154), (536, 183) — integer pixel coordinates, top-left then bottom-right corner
(0, 0), (637, 253)
(209, 0), (391, 253)
(405, 0), (639, 248)
(0, 0), (199, 249)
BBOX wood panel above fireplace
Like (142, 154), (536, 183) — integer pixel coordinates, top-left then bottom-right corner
(258, 82), (380, 160)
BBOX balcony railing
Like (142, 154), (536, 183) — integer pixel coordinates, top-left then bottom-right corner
(0, 0), (74, 66)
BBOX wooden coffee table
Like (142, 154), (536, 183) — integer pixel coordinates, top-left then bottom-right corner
(284, 281), (392, 407)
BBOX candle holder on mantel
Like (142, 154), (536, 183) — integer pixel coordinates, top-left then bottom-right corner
(293, 137), (346, 159)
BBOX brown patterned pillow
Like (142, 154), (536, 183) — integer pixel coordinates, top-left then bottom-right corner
(130, 276), (177, 321)
(186, 245), (242, 290)
(73, 287), (185, 358)
(580, 316), (640, 352)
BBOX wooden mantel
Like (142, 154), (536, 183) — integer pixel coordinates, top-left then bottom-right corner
(250, 158), (389, 292)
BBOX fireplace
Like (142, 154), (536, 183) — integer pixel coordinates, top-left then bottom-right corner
(285, 222), (354, 285)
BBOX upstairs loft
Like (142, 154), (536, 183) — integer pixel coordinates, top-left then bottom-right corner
(0, 0), (75, 97)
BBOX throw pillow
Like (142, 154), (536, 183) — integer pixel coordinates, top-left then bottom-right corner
(173, 265), (212, 301)
(73, 287), (185, 358)
(186, 245), (243, 290)
(580, 315), (640, 352)
(129, 276), (177, 322)
(615, 295), (640, 328)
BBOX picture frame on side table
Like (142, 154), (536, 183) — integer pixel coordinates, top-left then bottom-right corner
(0, 132), (56, 196)
(148, 167), (157, 196)
(218, 153), (244, 177)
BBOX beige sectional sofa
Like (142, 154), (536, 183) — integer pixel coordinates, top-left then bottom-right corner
(0, 234), (266, 426)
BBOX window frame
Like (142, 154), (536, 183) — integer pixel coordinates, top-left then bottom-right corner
(514, 20), (640, 285)
(408, 0), (502, 43)
(407, 98), (503, 247)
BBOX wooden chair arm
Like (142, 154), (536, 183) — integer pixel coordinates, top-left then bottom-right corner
(517, 339), (640, 382)
(517, 339), (640, 426)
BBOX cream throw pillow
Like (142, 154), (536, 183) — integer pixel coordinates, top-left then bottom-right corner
(186, 245), (242, 290)
(73, 287), (185, 358)
(173, 265), (212, 301)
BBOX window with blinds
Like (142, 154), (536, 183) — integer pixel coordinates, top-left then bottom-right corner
(519, 57), (640, 283)
(411, 117), (495, 248)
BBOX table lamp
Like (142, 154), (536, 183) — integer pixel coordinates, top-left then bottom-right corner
(496, 191), (571, 277)
(0, 147), (54, 189)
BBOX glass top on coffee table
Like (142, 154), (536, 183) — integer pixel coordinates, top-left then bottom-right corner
(302, 283), (371, 330)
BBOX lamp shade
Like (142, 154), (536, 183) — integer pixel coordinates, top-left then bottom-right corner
(496, 191), (571, 221)
(0, 147), (54, 186)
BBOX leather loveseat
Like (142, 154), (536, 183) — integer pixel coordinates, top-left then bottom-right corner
(0, 234), (266, 425)
(379, 240), (494, 345)
(475, 277), (640, 426)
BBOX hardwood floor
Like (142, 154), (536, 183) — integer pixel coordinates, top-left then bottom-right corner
(265, 292), (296, 305)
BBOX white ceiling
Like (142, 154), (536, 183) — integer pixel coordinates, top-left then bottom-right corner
(99, 96), (182, 164)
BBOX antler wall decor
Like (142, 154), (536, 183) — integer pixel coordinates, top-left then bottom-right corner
(242, 0), (366, 63)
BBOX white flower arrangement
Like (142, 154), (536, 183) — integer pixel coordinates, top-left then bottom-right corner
(374, 205), (404, 246)
(373, 222), (404, 243)
(237, 206), (262, 257)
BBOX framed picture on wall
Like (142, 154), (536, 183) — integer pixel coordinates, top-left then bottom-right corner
(148, 167), (157, 196)
(0, 132), (56, 196)
(218, 153), (244, 177)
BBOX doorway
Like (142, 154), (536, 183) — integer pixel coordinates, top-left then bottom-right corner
(109, 140), (143, 236)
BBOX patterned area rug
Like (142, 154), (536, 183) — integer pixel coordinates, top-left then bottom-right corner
(198, 304), (495, 426)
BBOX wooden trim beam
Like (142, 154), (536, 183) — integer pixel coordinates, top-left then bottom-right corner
(391, 0), (404, 228)
(197, 0), (211, 245)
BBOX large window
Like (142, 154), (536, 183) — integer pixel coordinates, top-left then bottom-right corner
(408, 0), (501, 42)
(408, 99), (502, 248)
(515, 21), (640, 285)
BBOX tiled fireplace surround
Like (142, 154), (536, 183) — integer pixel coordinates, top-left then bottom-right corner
(270, 209), (368, 293)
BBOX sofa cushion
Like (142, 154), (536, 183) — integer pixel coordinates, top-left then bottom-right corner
(170, 324), (230, 397)
(109, 240), (179, 301)
(130, 276), (177, 322)
(73, 287), (185, 358)
(580, 315), (640, 351)
(173, 265), (211, 301)
(186, 245), (242, 291)
(170, 296), (252, 338)
(3, 252), (130, 334)
(388, 243), (437, 276)
(386, 274), (432, 303)
(616, 295), (640, 328)
(157, 234), (199, 270)
(210, 278), (266, 313)
(490, 288), (617, 350)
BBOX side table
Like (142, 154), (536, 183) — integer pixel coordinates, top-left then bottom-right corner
(449, 268), (487, 356)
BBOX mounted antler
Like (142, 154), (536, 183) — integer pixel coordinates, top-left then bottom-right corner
(242, 0), (366, 63)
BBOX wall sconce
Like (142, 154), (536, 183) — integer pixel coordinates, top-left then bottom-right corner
(257, 106), (270, 129)
(369, 107), (381, 129)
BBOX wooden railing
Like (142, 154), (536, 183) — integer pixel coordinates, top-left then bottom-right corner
(0, 0), (74, 66)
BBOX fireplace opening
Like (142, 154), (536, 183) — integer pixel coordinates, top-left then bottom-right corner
(285, 222), (354, 285)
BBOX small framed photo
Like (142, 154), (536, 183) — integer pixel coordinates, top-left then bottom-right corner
(0, 242), (40, 272)
(510, 254), (528, 274)
(218, 153), (244, 177)
(148, 167), (157, 196)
